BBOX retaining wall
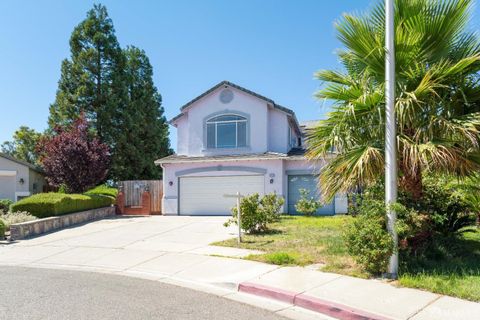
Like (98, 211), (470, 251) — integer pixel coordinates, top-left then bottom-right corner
(10, 206), (115, 240)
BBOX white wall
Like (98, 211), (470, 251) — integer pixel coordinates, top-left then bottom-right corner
(268, 109), (289, 153)
(174, 85), (293, 156)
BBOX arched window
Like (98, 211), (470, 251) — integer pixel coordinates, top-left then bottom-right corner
(206, 114), (247, 148)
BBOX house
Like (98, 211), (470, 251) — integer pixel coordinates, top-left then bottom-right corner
(0, 153), (46, 202)
(155, 81), (348, 216)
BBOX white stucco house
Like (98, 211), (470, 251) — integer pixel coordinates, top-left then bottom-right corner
(0, 153), (46, 202)
(156, 81), (348, 216)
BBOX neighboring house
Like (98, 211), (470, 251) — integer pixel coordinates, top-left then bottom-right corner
(0, 153), (46, 202)
(156, 81), (348, 216)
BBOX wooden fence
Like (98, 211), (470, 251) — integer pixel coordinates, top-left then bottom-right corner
(118, 180), (163, 214)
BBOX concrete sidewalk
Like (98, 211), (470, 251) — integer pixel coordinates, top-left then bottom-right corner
(0, 216), (478, 320)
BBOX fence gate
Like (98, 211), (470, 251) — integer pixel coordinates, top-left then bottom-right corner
(119, 180), (163, 214)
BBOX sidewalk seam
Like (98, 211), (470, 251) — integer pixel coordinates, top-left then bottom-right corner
(406, 295), (442, 320)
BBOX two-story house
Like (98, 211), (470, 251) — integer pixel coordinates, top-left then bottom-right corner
(156, 81), (347, 216)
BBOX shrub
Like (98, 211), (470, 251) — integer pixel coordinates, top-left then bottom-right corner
(0, 220), (4, 239)
(343, 201), (394, 274)
(224, 193), (284, 233)
(0, 199), (13, 213)
(295, 189), (321, 215)
(85, 185), (118, 199)
(361, 178), (476, 236)
(260, 193), (284, 222)
(0, 211), (37, 230)
(10, 192), (113, 218)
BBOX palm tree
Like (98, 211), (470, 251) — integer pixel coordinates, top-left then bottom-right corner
(308, 0), (480, 201)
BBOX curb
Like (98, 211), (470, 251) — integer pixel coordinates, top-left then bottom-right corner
(239, 282), (392, 320)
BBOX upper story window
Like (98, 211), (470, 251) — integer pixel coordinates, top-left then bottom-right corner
(206, 114), (247, 148)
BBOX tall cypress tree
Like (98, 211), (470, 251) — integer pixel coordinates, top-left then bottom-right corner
(118, 46), (171, 179)
(48, 4), (126, 145)
(48, 4), (171, 181)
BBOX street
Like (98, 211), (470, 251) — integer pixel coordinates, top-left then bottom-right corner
(0, 266), (288, 320)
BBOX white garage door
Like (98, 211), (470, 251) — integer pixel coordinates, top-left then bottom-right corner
(0, 176), (16, 201)
(179, 175), (265, 215)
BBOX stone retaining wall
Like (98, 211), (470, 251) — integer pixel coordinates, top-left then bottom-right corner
(10, 206), (116, 240)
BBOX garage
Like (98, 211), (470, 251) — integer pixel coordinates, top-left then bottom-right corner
(287, 175), (335, 215)
(0, 175), (16, 201)
(179, 175), (265, 215)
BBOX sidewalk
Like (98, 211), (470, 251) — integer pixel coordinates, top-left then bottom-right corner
(0, 216), (478, 320)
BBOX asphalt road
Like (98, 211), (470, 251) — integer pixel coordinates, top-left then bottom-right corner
(0, 266), (288, 320)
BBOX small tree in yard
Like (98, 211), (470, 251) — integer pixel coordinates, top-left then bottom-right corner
(38, 115), (110, 193)
(224, 193), (284, 233)
(295, 189), (321, 216)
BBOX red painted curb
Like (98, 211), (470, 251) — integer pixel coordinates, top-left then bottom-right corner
(238, 282), (392, 320)
(294, 294), (390, 320)
(238, 282), (296, 304)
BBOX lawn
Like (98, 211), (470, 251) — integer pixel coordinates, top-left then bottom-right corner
(214, 215), (367, 278)
(213, 215), (480, 302)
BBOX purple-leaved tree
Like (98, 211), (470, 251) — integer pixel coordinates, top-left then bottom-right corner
(37, 114), (110, 193)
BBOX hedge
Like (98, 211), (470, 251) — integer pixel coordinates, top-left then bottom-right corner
(84, 185), (118, 199)
(10, 193), (114, 219)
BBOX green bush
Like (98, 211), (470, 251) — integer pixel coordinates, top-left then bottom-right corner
(295, 189), (321, 215)
(360, 178), (476, 236)
(84, 184), (118, 199)
(0, 199), (13, 213)
(10, 193), (114, 218)
(0, 220), (5, 239)
(224, 193), (284, 233)
(343, 201), (395, 274)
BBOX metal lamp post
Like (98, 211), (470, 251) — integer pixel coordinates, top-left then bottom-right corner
(385, 0), (398, 279)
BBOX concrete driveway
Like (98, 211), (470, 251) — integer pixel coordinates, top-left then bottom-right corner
(0, 216), (331, 320)
(0, 216), (269, 284)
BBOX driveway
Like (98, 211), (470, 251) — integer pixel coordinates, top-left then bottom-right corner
(0, 216), (271, 286)
(0, 216), (331, 320)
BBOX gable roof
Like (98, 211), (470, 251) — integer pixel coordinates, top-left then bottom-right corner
(0, 153), (44, 174)
(170, 81), (300, 130)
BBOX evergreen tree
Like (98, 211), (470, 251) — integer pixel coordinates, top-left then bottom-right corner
(48, 4), (171, 181)
(49, 4), (126, 144)
(116, 46), (171, 179)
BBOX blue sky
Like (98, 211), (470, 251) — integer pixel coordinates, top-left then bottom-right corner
(1, 0), (478, 150)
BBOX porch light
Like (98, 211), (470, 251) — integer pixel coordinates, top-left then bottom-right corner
(19, 178), (25, 185)
(169, 181), (173, 186)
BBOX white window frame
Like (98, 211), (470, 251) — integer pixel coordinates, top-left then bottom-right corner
(206, 114), (247, 149)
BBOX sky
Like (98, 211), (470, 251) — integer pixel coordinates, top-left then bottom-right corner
(1, 0), (479, 151)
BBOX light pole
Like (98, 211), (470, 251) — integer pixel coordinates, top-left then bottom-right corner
(385, 0), (398, 279)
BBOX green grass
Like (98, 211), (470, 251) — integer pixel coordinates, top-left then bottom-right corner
(213, 215), (366, 277)
(213, 215), (480, 301)
(398, 227), (480, 302)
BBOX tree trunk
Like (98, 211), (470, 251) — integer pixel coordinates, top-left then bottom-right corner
(399, 162), (423, 201)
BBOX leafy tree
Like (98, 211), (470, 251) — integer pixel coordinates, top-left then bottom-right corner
(307, 0), (480, 201)
(37, 115), (110, 193)
(110, 46), (171, 180)
(1, 126), (42, 165)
